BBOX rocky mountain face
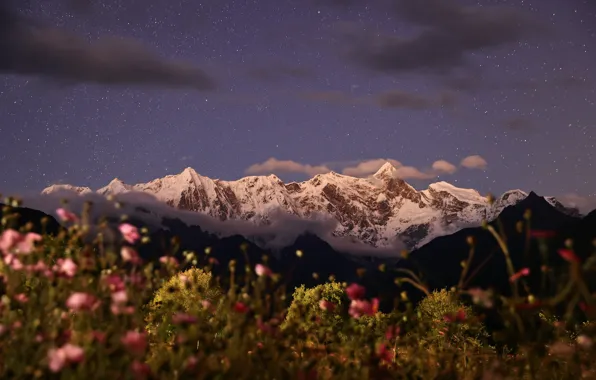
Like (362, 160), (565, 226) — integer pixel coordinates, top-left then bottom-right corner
(41, 162), (575, 249)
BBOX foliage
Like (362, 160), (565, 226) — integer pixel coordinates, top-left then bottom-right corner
(145, 267), (222, 337)
(416, 288), (490, 349)
(0, 201), (596, 380)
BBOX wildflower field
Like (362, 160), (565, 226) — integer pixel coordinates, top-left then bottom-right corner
(0, 199), (595, 379)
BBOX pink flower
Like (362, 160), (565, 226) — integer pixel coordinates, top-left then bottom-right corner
(319, 299), (336, 312)
(111, 290), (128, 305)
(0, 229), (41, 255)
(131, 360), (151, 380)
(529, 230), (557, 239)
(558, 249), (581, 263)
(103, 274), (126, 292)
(90, 331), (106, 344)
(509, 267), (530, 283)
(47, 344), (84, 373)
(377, 343), (394, 364)
(111, 304), (135, 315)
(121, 331), (147, 356)
(185, 356), (198, 371)
(208, 257), (219, 265)
(61, 344), (84, 363)
(443, 308), (467, 323)
(56, 208), (79, 223)
(120, 246), (142, 264)
(65, 292), (100, 312)
(255, 264), (273, 277)
(14, 293), (28, 303)
(159, 256), (179, 267)
(201, 299), (214, 312)
(119, 223), (140, 244)
(0, 229), (20, 254)
(348, 298), (379, 318)
(4, 253), (23, 270)
(345, 283), (366, 300)
(256, 317), (275, 334)
(385, 325), (401, 340)
(54, 258), (78, 278)
(467, 288), (494, 308)
(255, 263), (272, 277)
(172, 313), (198, 324)
(233, 302), (249, 313)
(126, 272), (147, 289)
(47, 348), (67, 373)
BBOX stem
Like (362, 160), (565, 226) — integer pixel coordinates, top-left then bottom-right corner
(487, 225), (519, 298)
(457, 245), (475, 290)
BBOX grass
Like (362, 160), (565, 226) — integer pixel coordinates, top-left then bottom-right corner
(0, 199), (595, 379)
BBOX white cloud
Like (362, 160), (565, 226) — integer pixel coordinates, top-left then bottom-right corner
(341, 158), (457, 179)
(246, 157), (460, 181)
(432, 159), (458, 174)
(245, 157), (331, 176)
(557, 193), (596, 215)
(460, 155), (488, 170)
(393, 166), (435, 180)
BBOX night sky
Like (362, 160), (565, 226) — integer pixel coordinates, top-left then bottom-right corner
(1, 0), (595, 210)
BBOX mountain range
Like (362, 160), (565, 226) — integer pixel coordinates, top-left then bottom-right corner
(3, 190), (595, 316)
(41, 162), (579, 250)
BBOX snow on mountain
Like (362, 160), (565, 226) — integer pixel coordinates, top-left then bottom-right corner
(41, 184), (93, 195)
(41, 162), (562, 249)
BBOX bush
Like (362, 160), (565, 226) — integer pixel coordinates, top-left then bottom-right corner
(145, 267), (221, 335)
(283, 282), (396, 345)
(415, 289), (490, 349)
(1, 203), (596, 380)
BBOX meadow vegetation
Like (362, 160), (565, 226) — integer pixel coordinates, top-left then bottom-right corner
(0, 198), (595, 379)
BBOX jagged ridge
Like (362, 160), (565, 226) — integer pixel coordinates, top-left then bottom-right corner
(41, 162), (573, 249)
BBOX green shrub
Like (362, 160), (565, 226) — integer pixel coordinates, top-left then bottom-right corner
(0, 203), (595, 380)
(416, 288), (489, 349)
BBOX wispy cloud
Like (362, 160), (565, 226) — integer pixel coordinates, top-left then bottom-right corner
(245, 157), (466, 181)
(245, 158), (331, 177)
(460, 155), (488, 170)
(337, 0), (547, 77)
(0, 3), (216, 90)
(300, 89), (457, 110)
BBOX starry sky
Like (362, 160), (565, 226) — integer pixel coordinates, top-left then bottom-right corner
(1, 0), (595, 209)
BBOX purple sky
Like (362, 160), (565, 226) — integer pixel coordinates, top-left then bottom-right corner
(0, 0), (595, 208)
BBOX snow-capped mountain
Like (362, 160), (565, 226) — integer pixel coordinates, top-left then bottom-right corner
(41, 162), (571, 249)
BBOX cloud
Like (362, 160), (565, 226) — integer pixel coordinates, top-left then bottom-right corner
(302, 89), (457, 110)
(556, 193), (596, 215)
(376, 90), (434, 109)
(341, 158), (458, 179)
(18, 190), (405, 256)
(245, 158), (331, 177)
(245, 157), (460, 180)
(432, 160), (458, 174)
(299, 90), (358, 104)
(339, 0), (546, 75)
(0, 3), (216, 90)
(247, 65), (314, 82)
(460, 155), (488, 170)
(341, 159), (402, 177)
(392, 166), (435, 180)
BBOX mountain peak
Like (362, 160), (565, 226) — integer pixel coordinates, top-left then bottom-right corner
(40, 167), (572, 251)
(97, 178), (131, 195)
(373, 161), (398, 178)
(181, 167), (198, 176)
